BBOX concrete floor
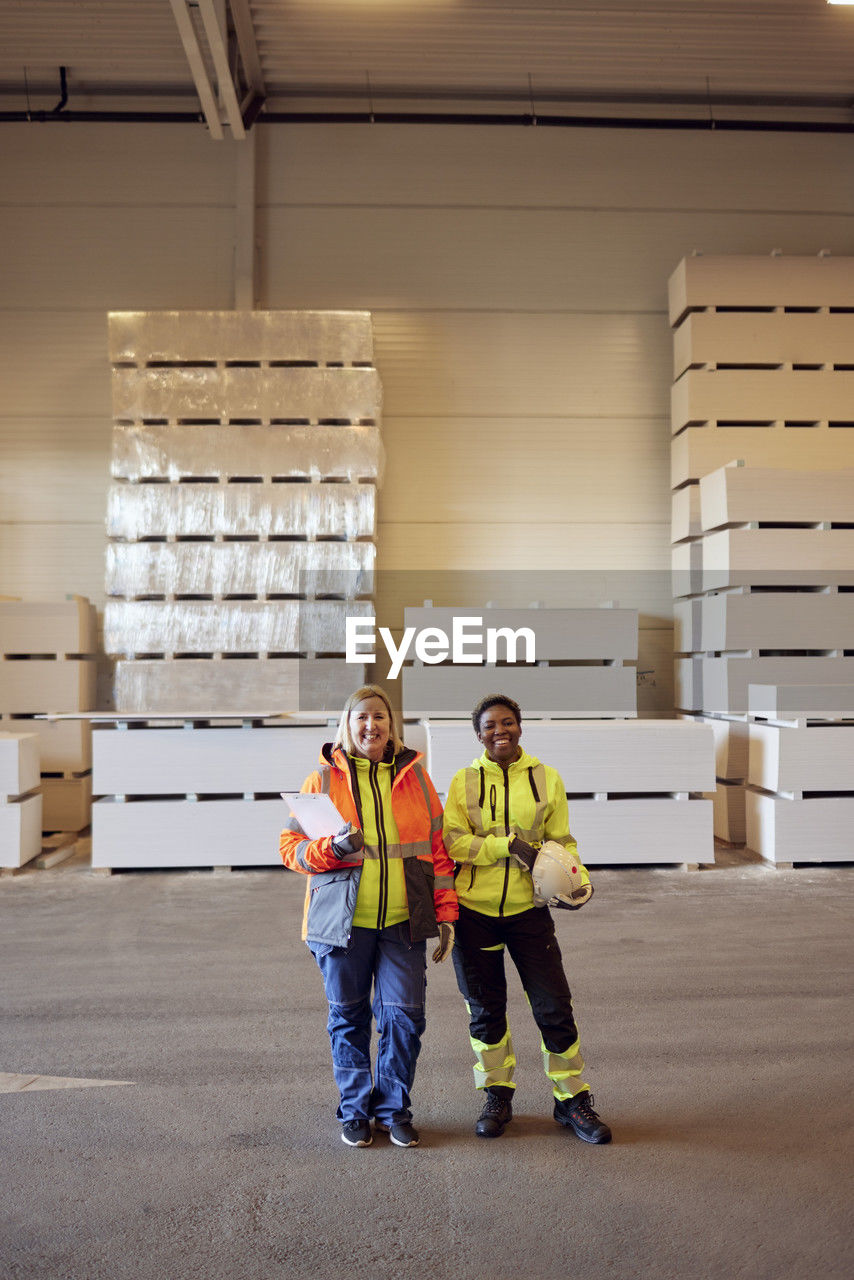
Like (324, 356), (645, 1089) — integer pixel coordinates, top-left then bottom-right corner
(2, 853), (852, 1280)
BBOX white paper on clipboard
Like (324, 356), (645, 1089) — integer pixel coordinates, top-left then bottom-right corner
(281, 792), (346, 840)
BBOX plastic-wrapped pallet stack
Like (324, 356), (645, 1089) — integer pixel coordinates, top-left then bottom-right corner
(91, 311), (382, 871)
(105, 311), (381, 713)
(0, 731), (41, 869)
(669, 255), (854, 852)
(746, 684), (854, 866)
(0, 599), (96, 833)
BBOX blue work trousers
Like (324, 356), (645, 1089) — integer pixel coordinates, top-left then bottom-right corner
(310, 922), (427, 1125)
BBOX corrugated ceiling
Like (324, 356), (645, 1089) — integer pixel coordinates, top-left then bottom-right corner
(1, 1), (853, 123)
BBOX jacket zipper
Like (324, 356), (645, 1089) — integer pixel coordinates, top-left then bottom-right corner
(498, 765), (511, 916)
(369, 761), (389, 929)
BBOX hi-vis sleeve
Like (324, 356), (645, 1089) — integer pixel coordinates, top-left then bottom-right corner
(279, 772), (353, 874)
(442, 768), (513, 868)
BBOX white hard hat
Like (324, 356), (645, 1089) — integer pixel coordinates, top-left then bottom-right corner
(532, 840), (593, 910)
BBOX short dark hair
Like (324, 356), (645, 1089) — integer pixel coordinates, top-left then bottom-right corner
(471, 693), (522, 734)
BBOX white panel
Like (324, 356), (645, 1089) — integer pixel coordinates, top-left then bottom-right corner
(696, 592), (854, 651)
(701, 528), (854, 587)
(41, 775), (91, 833)
(747, 683), (854, 720)
(569, 798), (713, 867)
(103, 599), (368, 657)
(92, 722), (334, 795)
(673, 311), (854, 378)
(111, 366), (381, 423)
(106, 539), (374, 599)
(111, 424), (383, 483)
(0, 600), (96, 655)
(748, 723), (854, 793)
(700, 465), (854, 530)
(109, 310), (374, 365)
(669, 255), (854, 326)
(381, 416), (668, 525)
(114, 657), (362, 715)
(671, 424), (854, 488)
(92, 796), (287, 868)
(403, 665), (636, 720)
(675, 656), (854, 715)
(403, 607), (638, 661)
(106, 482), (376, 540)
(425, 719), (713, 797)
(0, 793), (43, 868)
(0, 732), (40, 797)
(672, 369), (854, 434)
(2, 716), (91, 773)
(746, 791), (854, 863)
(0, 660), (96, 714)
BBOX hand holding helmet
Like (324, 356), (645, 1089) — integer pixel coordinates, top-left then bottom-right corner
(531, 840), (594, 910)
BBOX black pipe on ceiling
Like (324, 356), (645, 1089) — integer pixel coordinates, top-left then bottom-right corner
(0, 107), (853, 133)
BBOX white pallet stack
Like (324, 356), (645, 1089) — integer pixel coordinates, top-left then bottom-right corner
(424, 719), (714, 868)
(746, 684), (854, 866)
(0, 599), (95, 832)
(669, 254), (854, 845)
(106, 311), (381, 714)
(401, 606), (638, 719)
(90, 714), (338, 870)
(0, 731), (42, 869)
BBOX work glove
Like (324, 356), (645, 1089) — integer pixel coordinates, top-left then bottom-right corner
(431, 922), (455, 964)
(331, 824), (364, 862)
(551, 883), (594, 911)
(509, 835), (538, 871)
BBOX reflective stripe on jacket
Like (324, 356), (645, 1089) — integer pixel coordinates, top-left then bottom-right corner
(443, 747), (580, 917)
(280, 743), (458, 947)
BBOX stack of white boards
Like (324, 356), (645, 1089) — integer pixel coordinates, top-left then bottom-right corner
(746, 684), (854, 865)
(401, 607), (638, 719)
(669, 254), (854, 845)
(0, 599), (95, 832)
(91, 714), (338, 870)
(0, 731), (41, 868)
(423, 719), (714, 867)
(106, 311), (380, 714)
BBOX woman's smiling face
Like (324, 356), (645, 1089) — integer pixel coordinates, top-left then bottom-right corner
(477, 703), (522, 765)
(349, 695), (391, 761)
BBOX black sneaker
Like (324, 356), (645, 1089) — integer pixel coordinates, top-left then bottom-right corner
(475, 1086), (514, 1138)
(340, 1119), (372, 1147)
(553, 1091), (612, 1144)
(376, 1120), (420, 1148)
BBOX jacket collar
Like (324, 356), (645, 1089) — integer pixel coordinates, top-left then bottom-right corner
(322, 742), (422, 781)
(474, 747), (538, 774)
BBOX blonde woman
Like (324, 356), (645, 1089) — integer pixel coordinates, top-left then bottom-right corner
(280, 685), (457, 1148)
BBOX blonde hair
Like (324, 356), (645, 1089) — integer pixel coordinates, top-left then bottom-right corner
(334, 685), (404, 758)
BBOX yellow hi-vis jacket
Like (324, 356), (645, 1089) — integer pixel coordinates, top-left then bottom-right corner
(443, 747), (582, 917)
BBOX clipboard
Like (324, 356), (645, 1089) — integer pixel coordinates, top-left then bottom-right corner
(281, 792), (346, 840)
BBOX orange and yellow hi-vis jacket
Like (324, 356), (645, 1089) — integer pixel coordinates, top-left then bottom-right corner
(280, 743), (458, 949)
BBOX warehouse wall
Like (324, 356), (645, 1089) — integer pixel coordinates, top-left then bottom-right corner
(1, 122), (853, 711)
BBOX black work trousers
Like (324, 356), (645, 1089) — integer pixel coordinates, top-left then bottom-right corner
(452, 903), (579, 1055)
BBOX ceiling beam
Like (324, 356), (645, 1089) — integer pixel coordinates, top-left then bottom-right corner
(197, 0), (246, 139)
(167, 0), (223, 139)
(230, 0), (265, 98)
